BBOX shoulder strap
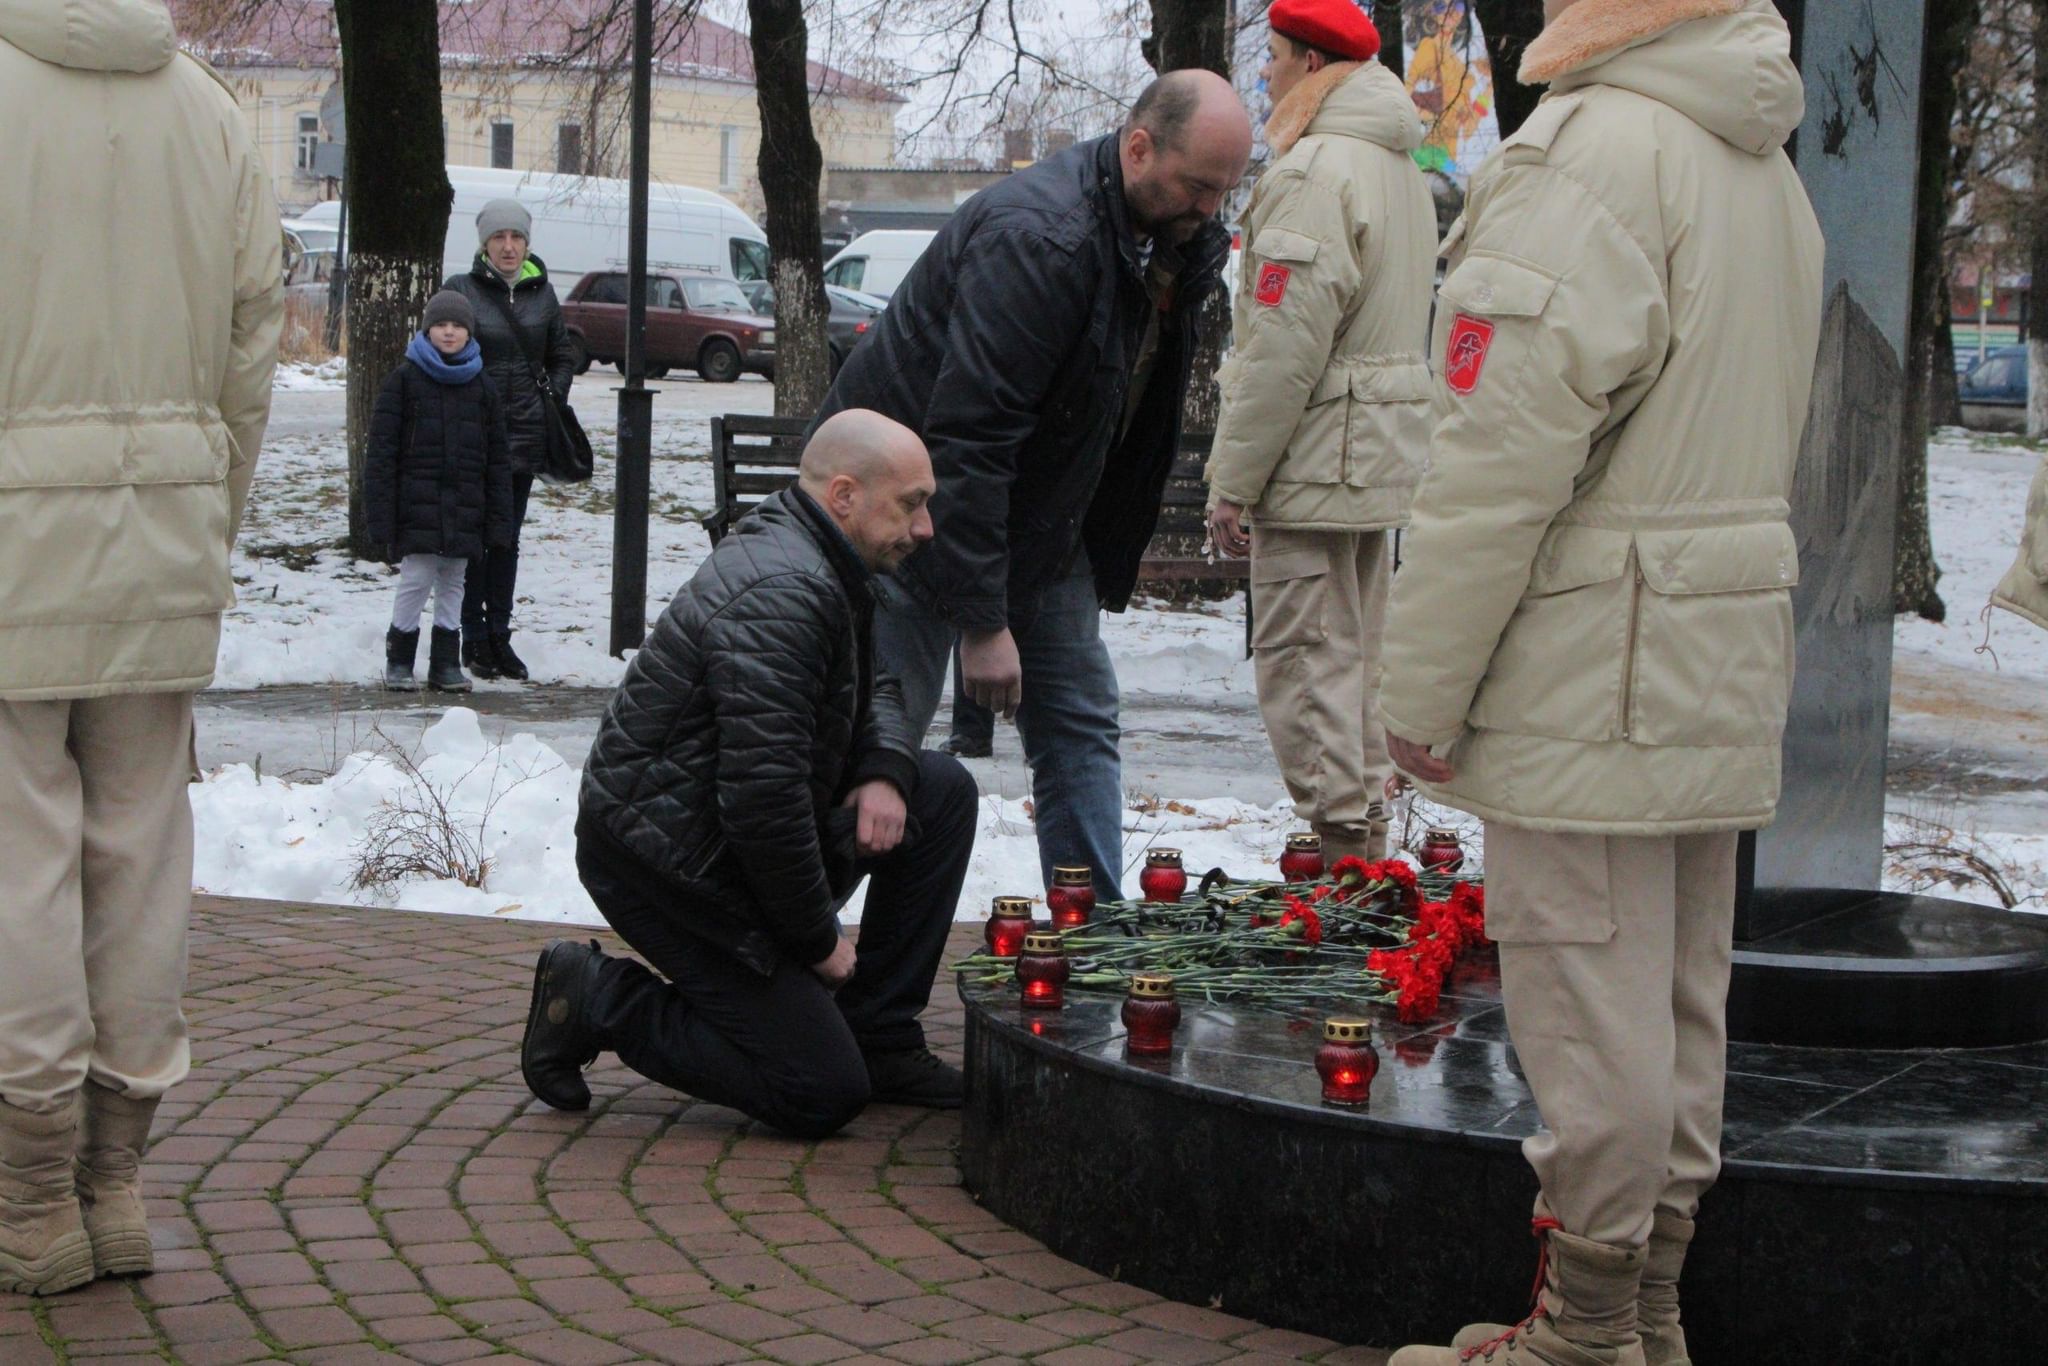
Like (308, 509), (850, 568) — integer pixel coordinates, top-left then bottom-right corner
(476, 281), (556, 398)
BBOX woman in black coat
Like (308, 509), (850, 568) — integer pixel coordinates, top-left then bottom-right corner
(441, 197), (576, 681)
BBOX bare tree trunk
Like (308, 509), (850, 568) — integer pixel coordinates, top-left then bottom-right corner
(1146, 0), (1232, 436)
(1471, 0), (1545, 138)
(1374, 0), (1404, 81)
(335, 0), (451, 561)
(1930, 272), (1962, 427)
(746, 0), (830, 417)
(1896, 0), (1976, 620)
(2032, 0), (2048, 438)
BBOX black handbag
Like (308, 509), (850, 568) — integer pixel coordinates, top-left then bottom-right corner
(479, 285), (594, 485)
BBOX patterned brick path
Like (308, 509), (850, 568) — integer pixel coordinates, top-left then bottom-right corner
(0, 899), (1392, 1365)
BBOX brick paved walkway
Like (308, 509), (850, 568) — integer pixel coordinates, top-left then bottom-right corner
(0, 898), (1392, 1365)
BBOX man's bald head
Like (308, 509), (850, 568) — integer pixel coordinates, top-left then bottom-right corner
(1120, 70), (1251, 243)
(799, 409), (936, 573)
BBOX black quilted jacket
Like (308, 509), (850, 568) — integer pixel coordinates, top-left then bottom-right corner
(578, 489), (923, 973)
(442, 255), (576, 476)
(363, 360), (515, 558)
(813, 134), (1230, 631)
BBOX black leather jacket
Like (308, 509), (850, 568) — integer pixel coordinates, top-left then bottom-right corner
(813, 135), (1230, 630)
(578, 489), (922, 973)
(442, 254), (575, 477)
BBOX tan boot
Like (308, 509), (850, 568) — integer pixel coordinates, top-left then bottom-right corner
(1389, 1219), (1645, 1365)
(0, 1096), (94, 1296)
(1636, 1210), (1692, 1366)
(74, 1080), (157, 1278)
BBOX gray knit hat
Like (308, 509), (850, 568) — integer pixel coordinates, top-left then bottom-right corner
(421, 290), (475, 333)
(476, 197), (532, 245)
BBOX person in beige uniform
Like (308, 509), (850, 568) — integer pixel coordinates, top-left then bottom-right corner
(0, 0), (284, 1295)
(1377, 2), (1821, 1363)
(1992, 456), (2048, 633)
(1206, 0), (1436, 865)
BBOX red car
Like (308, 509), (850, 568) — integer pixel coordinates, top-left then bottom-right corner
(560, 270), (775, 383)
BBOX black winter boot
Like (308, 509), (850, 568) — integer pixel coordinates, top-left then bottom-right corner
(522, 940), (606, 1111)
(491, 632), (531, 682)
(462, 631), (501, 680)
(383, 627), (420, 691)
(427, 627), (472, 693)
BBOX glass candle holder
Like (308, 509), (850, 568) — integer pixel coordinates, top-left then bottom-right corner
(984, 896), (1034, 958)
(1015, 931), (1069, 1010)
(1420, 827), (1465, 875)
(1139, 849), (1188, 904)
(1047, 866), (1096, 929)
(1316, 1018), (1379, 1106)
(1279, 832), (1324, 883)
(1120, 974), (1182, 1056)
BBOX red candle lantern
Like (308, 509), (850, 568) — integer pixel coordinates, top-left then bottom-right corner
(1139, 849), (1188, 904)
(1120, 974), (1183, 1055)
(1279, 832), (1324, 883)
(1047, 866), (1096, 929)
(1420, 827), (1465, 875)
(984, 896), (1034, 958)
(1315, 1018), (1379, 1106)
(1015, 931), (1069, 1010)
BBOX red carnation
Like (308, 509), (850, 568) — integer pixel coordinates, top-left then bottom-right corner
(1279, 899), (1324, 946)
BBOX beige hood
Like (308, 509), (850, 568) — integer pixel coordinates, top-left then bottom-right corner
(1265, 58), (1425, 158)
(0, 0), (175, 73)
(1525, 0), (1802, 155)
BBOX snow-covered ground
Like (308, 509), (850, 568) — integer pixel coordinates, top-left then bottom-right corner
(189, 375), (2048, 922)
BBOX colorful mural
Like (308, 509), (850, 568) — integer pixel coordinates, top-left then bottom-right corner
(1403, 0), (1494, 180)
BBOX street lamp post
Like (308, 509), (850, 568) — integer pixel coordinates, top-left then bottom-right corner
(609, 0), (656, 656)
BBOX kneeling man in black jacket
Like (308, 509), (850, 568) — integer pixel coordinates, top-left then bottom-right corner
(521, 410), (978, 1136)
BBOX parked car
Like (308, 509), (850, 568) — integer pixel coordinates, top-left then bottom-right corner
(739, 281), (885, 375)
(1959, 344), (2027, 432)
(821, 230), (936, 299)
(560, 270), (774, 383)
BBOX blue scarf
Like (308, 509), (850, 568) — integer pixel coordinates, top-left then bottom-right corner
(406, 331), (483, 384)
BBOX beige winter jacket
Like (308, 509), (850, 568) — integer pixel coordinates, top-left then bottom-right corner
(1377, 0), (1825, 835)
(1206, 60), (1437, 530)
(1991, 456), (2048, 631)
(0, 0), (283, 701)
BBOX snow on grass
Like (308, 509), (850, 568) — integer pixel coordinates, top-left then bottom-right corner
(1898, 427), (2048, 679)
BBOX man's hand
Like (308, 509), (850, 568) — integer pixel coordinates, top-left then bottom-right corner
(1387, 732), (1455, 785)
(961, 627), (1023, 718)
(811, 935), (857, 990)
(842, 779), (908, 857)
(1207, 499), (1249, 559)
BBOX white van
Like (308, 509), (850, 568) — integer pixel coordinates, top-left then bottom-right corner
(297, 164), (770, 295)
(822, 230), (937, 300)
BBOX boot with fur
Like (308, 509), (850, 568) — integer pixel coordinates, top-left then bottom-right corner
(74, 1080), (158, 1278)
(1390, 1219), (1645, 1365)
(0, 1096), (94, 1296)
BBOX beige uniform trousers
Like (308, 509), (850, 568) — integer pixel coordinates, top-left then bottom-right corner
(1250, 525), (1393, 863)
(1485, 821), (1738, 1247)
(0, 693), (195, 1112)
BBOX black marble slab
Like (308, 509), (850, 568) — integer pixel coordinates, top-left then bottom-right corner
(961, 971), (2048, 1362)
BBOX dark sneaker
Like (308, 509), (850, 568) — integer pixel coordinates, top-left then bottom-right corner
(940, 736), (992, 759)
(522, 940), (604, 1111)
(863, 1047), (964, 1109)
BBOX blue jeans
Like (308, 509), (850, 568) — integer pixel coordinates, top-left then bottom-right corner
(873, 572), (1125, 904)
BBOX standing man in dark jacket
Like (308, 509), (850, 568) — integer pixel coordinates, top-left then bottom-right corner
(522, 411), (979, 1137)
(441, 199), (576, 682)
(814, 70), (1252, 903)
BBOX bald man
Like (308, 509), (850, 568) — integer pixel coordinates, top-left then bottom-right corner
(523, 411), (979, 1135)
(816, 71), (1252, 904)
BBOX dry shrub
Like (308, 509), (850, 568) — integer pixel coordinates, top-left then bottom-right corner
(279, 293), (342, 364)
(346, 724), (539, 895)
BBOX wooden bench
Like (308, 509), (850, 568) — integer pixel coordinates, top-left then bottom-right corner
(707, 413), (1252, 592)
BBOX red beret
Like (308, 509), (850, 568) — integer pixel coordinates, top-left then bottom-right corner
(1269, 0), (1381, 63)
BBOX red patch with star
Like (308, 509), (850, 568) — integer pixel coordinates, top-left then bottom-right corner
(1255, 262), (1292, 307)
(1443, 314), (1496, 394)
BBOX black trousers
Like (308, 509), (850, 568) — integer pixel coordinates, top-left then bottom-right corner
(462, 467), (534, 636)
(578, 751), (976, 1139)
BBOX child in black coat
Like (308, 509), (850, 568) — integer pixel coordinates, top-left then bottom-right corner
(366, 290), (515, 691)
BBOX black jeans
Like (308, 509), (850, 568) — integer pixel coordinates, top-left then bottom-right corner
(462, 467), (534, 637)
(577, 751), (976, 1139)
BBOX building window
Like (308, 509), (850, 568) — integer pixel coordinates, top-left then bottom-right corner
(490, 120), (515, 169)
(719, 126), (739, 189)
(557, 122), (583, 175)
(296, 113), (320, 172)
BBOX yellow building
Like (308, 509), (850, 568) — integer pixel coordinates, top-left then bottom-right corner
(172, 2), (901, 217)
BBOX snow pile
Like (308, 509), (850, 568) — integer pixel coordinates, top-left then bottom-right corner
(192, 708), (1319, 925)
(273, 358), (348, 391)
